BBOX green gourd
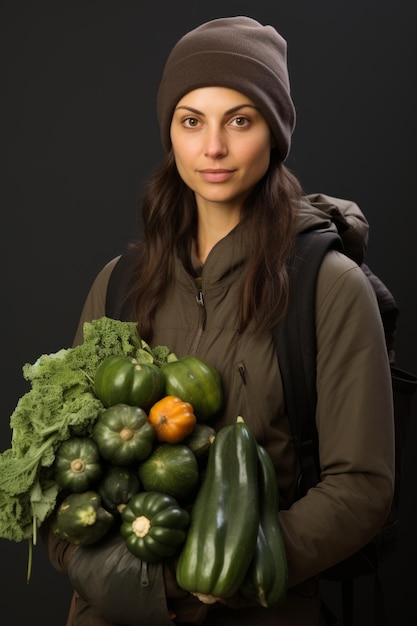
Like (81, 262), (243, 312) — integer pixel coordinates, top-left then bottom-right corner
(94, 354), (164, 410)
(53, 437), (103, 493)
(97, 464), (142, 515)
(92, 403), (156, 466)
(120, 491), (190, 562)
(240, 443), (288, 607)
(138, 443), (199, 502)
(182, 423), (216, 463)
(162, 355), (223, 421)
(175, 417), (259, 598)
(50, 490), (114, 545)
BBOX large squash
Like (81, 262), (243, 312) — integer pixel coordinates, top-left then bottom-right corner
(175, 417), (259, 598)
(240, 444), (288, 607)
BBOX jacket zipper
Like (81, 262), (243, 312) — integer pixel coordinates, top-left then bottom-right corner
(140, 560), (149, 587)
(189, 286), (206, 355)
(196, 289), (204, 307)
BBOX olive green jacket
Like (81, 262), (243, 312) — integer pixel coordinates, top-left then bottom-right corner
(44, 194), (394, 626)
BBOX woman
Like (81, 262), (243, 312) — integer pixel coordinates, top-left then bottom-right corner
(42, 16), (394, 626)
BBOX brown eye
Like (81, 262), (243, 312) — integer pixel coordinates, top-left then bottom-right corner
(231, 116), (249, 127)
(183, 117), (200, 128)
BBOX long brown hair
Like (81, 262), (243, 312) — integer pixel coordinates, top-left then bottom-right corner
(127, 149), (302, 342)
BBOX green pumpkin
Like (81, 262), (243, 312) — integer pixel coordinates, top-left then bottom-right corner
(92, 403), (156, 465)
(53, 437), (103, 493)
(120, 491), (190, 562)
(94, 354), (164, 410)
(138, 443), (199, 502)
(162, 355), (223, 421)
(50, 490), (114, 545)
(97, 464), (142, 514)
(182, 423), (216, 465)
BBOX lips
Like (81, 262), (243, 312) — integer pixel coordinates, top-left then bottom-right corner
(198, 169), (235, 183)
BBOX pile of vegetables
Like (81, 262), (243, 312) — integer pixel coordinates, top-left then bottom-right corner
(0, 317), (147, 545)
(47, 346), (222, 559)
(1, 316), (288, 607)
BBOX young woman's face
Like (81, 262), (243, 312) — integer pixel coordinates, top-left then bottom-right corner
(170, 86), (273, 212)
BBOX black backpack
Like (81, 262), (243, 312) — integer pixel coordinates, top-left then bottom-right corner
(273, 228), (417, 626)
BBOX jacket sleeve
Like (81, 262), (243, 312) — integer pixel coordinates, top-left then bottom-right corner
(72, 257), (119, 346)
(278, 250), (395, 587)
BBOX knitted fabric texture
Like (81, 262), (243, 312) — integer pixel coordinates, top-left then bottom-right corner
(156, 16), (296, 161)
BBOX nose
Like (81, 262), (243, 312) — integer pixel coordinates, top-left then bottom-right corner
(203, 126), (227, 159)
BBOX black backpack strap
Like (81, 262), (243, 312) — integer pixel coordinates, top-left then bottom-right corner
(273, 229), (343, 496)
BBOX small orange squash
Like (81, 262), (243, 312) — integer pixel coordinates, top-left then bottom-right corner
(148, 395), (196, 443)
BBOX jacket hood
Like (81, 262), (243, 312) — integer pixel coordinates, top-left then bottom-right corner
(296, 193), (369, 265)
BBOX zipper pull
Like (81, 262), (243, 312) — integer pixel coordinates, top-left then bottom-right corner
(140, 560), (149, 587)
(196, 290), (205, 306)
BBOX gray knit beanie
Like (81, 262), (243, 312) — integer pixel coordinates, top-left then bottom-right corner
(156, 16), (296, 161)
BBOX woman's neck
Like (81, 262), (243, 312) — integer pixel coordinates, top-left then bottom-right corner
(196, 201), (241, 264)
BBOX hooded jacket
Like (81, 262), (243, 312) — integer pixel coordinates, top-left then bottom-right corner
(43, 194), (394, 626)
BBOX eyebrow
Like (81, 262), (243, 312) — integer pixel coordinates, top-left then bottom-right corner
(174, 103), (258, 115)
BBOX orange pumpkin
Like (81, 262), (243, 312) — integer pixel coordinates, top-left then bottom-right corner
(148, 395), (196, 443)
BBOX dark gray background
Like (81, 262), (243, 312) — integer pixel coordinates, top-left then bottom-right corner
(1, 1), (416, 624)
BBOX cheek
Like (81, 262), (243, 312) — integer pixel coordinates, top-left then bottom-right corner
(241, 129), (272, 169)
(247, 144), (271, 178)
(172, 150), (194, 186)
(171, 134), (193, 169)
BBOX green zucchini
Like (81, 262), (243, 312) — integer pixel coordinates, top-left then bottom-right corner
(175, 416), (259, 598)
(240, 444), (288, 607)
